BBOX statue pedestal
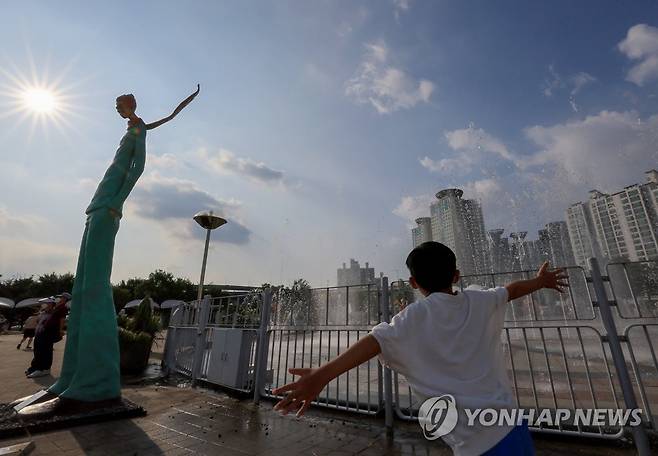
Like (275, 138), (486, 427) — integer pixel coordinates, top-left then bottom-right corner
(0, 391), (145, 439)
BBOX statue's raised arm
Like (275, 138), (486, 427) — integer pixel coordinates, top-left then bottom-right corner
(146, 84), (200, 130)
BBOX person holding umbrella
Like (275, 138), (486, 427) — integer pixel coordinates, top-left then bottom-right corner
(26, 293), (71, 378)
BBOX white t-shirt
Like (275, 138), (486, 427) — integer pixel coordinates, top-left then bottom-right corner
(370, 287), (514, 456)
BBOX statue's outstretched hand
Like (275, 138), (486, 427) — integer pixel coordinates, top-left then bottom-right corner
(173, 84), (200, 115)
(146, 84), (200, 130)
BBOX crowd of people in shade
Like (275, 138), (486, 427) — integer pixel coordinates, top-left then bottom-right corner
(17, 292), (71, 378)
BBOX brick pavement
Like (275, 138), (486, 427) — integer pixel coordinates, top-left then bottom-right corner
(0, 333), (640, 455)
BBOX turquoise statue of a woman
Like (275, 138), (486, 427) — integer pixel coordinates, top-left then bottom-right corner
(17, 85), (200, 414)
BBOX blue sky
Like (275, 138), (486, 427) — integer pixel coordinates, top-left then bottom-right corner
(1, 1), (657, 287)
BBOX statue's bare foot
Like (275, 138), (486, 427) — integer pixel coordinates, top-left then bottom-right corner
(16, 396), (123, 418)
(9, 390), (57, 408)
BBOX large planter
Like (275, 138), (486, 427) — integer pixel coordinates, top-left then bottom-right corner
(119, 329), (154, 374)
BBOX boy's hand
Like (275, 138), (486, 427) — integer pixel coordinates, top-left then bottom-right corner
(272, 367), (328, 417)
(536, 261), (569, 293)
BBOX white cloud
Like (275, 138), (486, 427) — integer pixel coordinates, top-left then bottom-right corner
(392, 194), (434, 225)
(462, 178), (502, 202)
(418, 156), (463, 173)
(618, 24), (658, 86)
(129, 172), (251, 245)
(445, 127), (514, 161)
(625, 56), (658, 87)
(420, 125), (515, 174)
(524, 110), (658, 192)
(200, 148), (286, 187)
(148, 153), (180, 169)
(345, 41), (434, 114)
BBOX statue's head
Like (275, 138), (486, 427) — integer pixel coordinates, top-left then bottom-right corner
(116, 94), (137, 118)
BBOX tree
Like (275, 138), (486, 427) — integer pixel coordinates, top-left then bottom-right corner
(112, 286), (132, 313)
(0, 277), (36, 302)
(32, 272), (74, 298)
(0, 273), (74, 302)
(143, 270), (195, 303)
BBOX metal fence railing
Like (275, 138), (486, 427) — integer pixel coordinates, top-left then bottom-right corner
(164, 294), (263, 392)
(625, 324), (658, 431)
(163, 300), (200, 377)
(263, 284), (384, 415)
(607, 261), (658, 319)
(162, 259), (657, 454)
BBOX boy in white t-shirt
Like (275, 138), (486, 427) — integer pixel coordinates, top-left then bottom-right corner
(273, 241), (569, 455)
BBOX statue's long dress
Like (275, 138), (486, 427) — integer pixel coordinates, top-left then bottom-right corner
(49, 119), (147, 401)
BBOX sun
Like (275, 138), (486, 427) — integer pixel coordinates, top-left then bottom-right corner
(22, 87), (59, 114)
(0, 53), (82, 142)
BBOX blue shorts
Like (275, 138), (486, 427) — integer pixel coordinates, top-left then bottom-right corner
(482, 422), (534, 455)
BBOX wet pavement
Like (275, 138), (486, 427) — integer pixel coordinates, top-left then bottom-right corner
(0, 332), (644, 455)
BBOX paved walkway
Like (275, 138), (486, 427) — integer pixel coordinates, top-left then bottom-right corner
(0, 333), (641, 455)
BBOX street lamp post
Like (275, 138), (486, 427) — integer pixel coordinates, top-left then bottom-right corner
(193, 211), (227, 302)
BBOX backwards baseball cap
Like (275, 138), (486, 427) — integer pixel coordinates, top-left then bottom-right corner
(56, 292), (72, 301)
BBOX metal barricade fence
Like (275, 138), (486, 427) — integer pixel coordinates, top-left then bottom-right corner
(261, 284), (384, 415)
(606, 259), (658, 447)
(163, 300), (201, 376)
(607, 260), (658, 319)
(163, 261), (657, 452)
(625, 324), (658, 431)
(163, 293), (263, 393)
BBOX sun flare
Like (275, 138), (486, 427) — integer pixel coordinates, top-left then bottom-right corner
(22, 87), (58, 114)
(0, 54), (81, 142)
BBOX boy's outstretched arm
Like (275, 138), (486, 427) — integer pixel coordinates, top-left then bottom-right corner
(272, 334), (381, 417)
(505, 261), (569, 302)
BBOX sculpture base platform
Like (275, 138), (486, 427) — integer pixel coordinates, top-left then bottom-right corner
(0, 394), (145, 439)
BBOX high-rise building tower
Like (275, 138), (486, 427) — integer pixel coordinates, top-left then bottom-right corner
(566, 170), (658, 268)
(412, 217), (433, 247)
(566, 201), (604, 269)
(588, 190), (629, 262)
(429, 189), (490, 275)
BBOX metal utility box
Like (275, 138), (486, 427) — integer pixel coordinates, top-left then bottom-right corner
(206, 329), (257, 389)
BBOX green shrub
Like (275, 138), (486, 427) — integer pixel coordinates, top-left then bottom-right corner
(118, 297), (160, 337)
(117, 297), (161, 374)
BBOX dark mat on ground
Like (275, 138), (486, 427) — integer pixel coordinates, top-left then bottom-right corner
(0, 398), (146, 439)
